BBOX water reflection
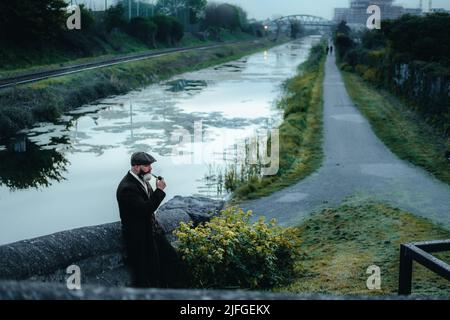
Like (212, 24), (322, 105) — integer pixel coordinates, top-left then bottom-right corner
(165, 79), (208, 92)
(194, 164), (226, 200)
(0, 136), (68, 190)
(0, 37), (319, 245)
(213, 61), (247, 72)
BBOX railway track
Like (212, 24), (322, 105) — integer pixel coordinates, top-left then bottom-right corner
(0, 40), (253, 89)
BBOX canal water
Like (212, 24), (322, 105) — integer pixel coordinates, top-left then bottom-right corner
(0, 36), (320, 245)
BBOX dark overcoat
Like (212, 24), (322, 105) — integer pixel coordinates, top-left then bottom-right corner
(116, 171), (167, 287)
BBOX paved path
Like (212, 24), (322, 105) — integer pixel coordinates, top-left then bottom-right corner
(240, 54), (450, 229)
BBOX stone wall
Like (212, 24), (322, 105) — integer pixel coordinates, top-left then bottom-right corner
(0, 196), (224, 289)
(0, 196), (430, 300)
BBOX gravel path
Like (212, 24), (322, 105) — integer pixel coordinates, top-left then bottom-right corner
(239, 54), (450, 229)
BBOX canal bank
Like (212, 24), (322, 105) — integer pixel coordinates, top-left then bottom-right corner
(0, 37), (319, 245)
(341, 71), (450, 186)
(226, 40), (326, 203)
(0, 37), (290, 138)
(238, 52), (450, 230)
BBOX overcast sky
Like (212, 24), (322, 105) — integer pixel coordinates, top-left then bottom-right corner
(89, 1), (450, 20)
(214, 0), (450, 20)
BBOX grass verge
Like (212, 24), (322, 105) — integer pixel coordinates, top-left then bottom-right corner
(275, 201), (450, 296)
(341, 71), (450, 185)
(0, 31), (150, 73)
(228, 42), (326, 203)
(0, 31), (254, 78)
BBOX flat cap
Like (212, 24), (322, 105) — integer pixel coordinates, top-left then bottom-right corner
(131, 152), (157, 166)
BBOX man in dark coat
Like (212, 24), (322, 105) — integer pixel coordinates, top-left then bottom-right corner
(116, 152), (179, 288)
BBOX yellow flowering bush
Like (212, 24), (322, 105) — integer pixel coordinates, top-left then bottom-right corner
(173, 207), (302, 289)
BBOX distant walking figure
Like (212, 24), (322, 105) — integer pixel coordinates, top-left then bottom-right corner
(326, 46), (329, 55)
(329, 45), (333, 55)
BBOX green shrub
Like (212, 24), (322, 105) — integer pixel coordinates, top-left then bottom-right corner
(173, 206), (302, 289)
(366, 49), (385, 67)
(151, 15), (184, 45)
(0, 106), (33, 136)
(335, 32), (354, 61)
(340, 63), (353, 72)
(127, 17), (157, 46)
(78, 4), (95, 34)
(104, 3), (127, 32)
(362, 67), (378, 83)
(169, 17), (184, 43)
(334, 14), (450, 136)
(355, 64), (368, 76)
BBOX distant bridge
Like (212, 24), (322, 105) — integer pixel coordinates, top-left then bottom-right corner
(266, 15), (334, 39)
(270, 15), (334, 27)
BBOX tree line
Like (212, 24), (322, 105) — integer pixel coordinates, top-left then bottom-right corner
(333, 13), (450, 136)
(0, 0), (267, 50)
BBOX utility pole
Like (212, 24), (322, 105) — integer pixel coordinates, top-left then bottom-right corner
(105, 0), (107, 11)
(137, 1), (140, 16)
(429, 0), (432, 12)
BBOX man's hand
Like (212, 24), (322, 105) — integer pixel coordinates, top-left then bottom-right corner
(156, 178), (166, 190)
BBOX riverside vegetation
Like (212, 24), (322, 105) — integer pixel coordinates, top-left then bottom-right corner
(333, 15), (450, 185)
(174, 18), (450, 297)
(175, 34), (450, 295)
(224, 41), (327, 202)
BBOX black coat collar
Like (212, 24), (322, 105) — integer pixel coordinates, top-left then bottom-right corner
(126, 171), (150, 199)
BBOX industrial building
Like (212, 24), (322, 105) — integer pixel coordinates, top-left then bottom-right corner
(333, 0), (426, 25)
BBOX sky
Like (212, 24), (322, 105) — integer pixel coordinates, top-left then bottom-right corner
(86, 0), (450, 20)
(222, 0), (450, 20)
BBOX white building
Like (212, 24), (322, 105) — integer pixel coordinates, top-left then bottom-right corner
(334, 0), (423, 24)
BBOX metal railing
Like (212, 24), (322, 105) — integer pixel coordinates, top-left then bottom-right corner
(398, 239), (450, 295)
